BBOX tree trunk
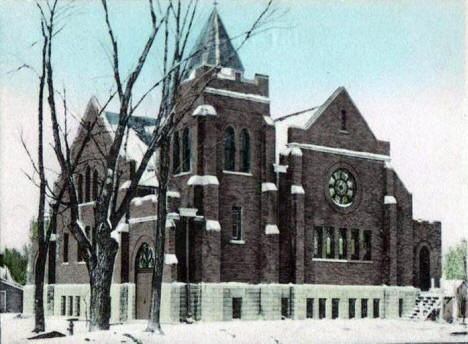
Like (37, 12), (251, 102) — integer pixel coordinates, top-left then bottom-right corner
(88, 233), (119, 331)
(146, 139), (170, 333)
(33, 246), (47, 332)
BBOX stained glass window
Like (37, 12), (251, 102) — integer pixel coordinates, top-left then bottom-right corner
(329, 168), (356, 207)
(136, 243), (155, 270)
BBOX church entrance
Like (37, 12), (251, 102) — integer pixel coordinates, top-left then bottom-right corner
(419, 246), (431, 291)
(135, 243), (155, 319)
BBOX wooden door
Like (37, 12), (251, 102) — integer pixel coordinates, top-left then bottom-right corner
(136, 270), (152, 319)
(135, 243), (155, 319)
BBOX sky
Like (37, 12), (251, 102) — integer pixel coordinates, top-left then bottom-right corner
(0, 0), (466, 255)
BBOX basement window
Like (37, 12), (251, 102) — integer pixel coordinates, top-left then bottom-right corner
(332, 298), (339, 319)
(61, 296), (66, 316)
(399, 298), (404, 318)
(75, 296), (81, 317)
(306, 298), (314, 318)
(232, 297), (242, 319)
(68, 296), (73, 316)
(373, 299), (380, 318)
(349, 298), (356, 319)
(319, 298), (326, 319)
(361, 298), (368, 318)
(281, 297), (290, 319)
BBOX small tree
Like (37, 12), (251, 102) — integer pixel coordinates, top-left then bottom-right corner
(444, 239), (467, 280)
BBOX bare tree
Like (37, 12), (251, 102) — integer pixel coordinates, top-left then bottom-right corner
(31, 0), (278, 331)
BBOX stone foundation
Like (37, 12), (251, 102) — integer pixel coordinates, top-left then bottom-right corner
(23, 283), (418, 322)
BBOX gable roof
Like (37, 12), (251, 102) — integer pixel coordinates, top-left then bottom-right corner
(104, 112), (156, 146)
(302, 86), (346, 129)
(185, 8), (244, 75)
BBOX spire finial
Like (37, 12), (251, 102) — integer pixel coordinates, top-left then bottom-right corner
(213, 0), (218, 7)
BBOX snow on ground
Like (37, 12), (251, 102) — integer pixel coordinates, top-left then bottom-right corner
(2, 313), (468, 344)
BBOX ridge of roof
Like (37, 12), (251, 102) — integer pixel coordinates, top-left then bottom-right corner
(302, 86), (346, 129)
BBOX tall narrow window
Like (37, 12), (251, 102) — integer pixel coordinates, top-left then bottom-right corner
(326, 227), (335, 259)
(172, 131), (180, 174)
(182, 127), (191, 172)
(92, 170), (99, 201)
(363, 230), (372, 261)
(77, 174), (83, 203)
(338, 228), (347, 259)
(314, 226), (323, 258)
(232, 206), (242, 240)
(341, 110), (347, 131)
(63, 233), (69, 263)
(77, 239), (83, 262)
(351, 229), (360, 260)
(85, 167), (91, 202)
(224, 126), (235, 171)
(240, 129), (250, 173)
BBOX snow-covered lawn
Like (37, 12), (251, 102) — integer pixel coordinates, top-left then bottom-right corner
(2, 313), (468, 344)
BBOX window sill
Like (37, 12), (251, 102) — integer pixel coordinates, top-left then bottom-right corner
(174, 171), (192, 177)
(77, 261), (86, 264)
(313, 258), (347, 263)
(229, 239), (245, 245)
(62, 262), (69, 265)
(78, 201), (96, 207)
(223, 170), (253, 176)
(339, 130), (349, 135)
(313, 258), (373, 264)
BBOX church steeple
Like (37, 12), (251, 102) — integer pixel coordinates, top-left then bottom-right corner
(185, 8), (244, 75)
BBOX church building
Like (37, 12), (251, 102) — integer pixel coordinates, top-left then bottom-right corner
(24, 8), (441, 322)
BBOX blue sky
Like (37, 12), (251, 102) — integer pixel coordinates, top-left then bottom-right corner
(0, 0), (466, 253)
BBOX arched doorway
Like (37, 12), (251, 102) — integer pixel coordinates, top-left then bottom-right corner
(135, 243), (154, 319)
(419, 246), (431, 291)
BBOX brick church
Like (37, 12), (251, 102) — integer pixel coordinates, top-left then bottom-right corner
(24, 8), (441, 322)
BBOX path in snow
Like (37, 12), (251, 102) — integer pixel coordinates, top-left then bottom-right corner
(2, 313), (468, 344)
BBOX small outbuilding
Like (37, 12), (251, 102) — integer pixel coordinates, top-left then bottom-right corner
(0, 266), (23, 313)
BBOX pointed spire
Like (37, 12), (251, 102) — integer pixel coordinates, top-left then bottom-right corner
(185, 8), (244, 76)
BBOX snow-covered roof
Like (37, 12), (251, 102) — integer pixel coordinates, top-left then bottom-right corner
(0, 265), (22, 289)
(102, 112), (159, 188)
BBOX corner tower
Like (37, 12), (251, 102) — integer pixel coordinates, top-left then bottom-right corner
(169, 8), (279, 286)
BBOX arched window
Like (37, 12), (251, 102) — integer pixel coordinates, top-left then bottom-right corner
(85, 167), (91, 202)
(172, 131), (180, 174)
(240, 129), (250, 173)
(77, 174), (83, 203)
(182, 128), (191, 172)
(136, 243), (155, 270)
(92, 170), (99, 201)
(224, 126), (235, 171)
